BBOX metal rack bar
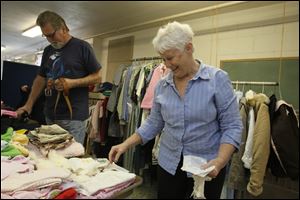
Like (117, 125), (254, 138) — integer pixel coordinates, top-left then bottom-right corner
(231, 81), (278, 86)
(130, 56), (162, 62)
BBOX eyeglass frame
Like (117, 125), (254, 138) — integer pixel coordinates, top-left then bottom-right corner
(42, 29), (57, 38)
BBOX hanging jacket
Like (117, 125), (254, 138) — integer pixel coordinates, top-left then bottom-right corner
(268, 100), (299, 180)
(246, 93), (271, 197)
(227, 97), (250, 191)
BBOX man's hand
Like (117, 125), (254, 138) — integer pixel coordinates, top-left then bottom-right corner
(16, 105), (32, 118)
(54, 79), (65, 91)
(54, 78), (73, 95)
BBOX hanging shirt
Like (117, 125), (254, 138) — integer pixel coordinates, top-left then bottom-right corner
(136, 61), (243, 175)
(141, 63), (170, 109)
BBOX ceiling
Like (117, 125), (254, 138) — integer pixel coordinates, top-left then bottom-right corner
(2, 1), (286, 61)
(1, 1), (233, 60)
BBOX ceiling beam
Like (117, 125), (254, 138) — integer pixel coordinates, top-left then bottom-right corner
(85, 1), (284, 39)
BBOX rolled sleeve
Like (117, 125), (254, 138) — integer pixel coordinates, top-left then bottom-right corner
(215, 71), (243, 149)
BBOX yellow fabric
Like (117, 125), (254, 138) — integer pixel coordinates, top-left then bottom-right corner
(15, 129), (28, 135)
(12, 133), (29, 145)
(11, 143), (29, 157)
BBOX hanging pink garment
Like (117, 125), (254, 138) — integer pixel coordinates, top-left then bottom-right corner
(141, 64), (170, 109)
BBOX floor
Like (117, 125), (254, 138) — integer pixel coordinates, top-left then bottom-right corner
(125, 167), (158, 199)
(125, 165), (228, 199)
(125, 166), (299, 199)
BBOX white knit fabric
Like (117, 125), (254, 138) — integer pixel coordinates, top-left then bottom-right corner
(241, 106), (255, 169)
(192, 175), (212, 199)
(181, 155), (215, 199)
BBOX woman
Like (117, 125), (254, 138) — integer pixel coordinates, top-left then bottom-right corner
(109, 21), (242, 199)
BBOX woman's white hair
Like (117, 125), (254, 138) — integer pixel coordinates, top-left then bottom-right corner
(152, 21), (194, 54)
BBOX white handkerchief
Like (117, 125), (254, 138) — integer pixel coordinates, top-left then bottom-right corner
(181, 155), (215, 176)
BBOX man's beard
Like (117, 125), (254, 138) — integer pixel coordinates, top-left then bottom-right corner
(51, 42), (65, 49)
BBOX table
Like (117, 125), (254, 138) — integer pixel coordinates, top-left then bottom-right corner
(111, 176), (143, 199)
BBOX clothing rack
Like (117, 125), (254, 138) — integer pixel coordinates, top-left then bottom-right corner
(130, 56), (162, 62)
(231, 81), (279, 86)
(88, 92), (105, 106)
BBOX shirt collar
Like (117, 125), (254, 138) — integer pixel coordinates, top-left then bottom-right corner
(194, 60), (211, 80)
(164, 59), (211, 86)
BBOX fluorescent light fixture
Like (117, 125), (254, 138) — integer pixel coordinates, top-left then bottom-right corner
(22, 25), (42, 38)
(1, 45), (6, 51)
(35, 50), (44, 54)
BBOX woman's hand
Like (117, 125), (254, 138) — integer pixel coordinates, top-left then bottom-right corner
(108, 133), (143, 163)
(108, 143), (129, 163)
(201, 157), (226, 178)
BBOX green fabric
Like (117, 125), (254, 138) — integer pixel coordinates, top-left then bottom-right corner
(102, 90), (112, 97)
(1, 127), (14, 142)
(1, 144), (22, 157)
(117, 69), (128, 122)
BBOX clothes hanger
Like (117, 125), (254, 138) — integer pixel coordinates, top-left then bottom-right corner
(242, 83), (245, 94)
(236, 80), (239, 91)
(278, 83), (283, 100)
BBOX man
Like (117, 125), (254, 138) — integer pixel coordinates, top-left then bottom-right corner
(17, 11), (102, 145)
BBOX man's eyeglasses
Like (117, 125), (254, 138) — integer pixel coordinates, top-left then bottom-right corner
(42, 30), (57, 38)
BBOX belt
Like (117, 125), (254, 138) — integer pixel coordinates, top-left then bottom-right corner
(47, 78), (73, 119)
